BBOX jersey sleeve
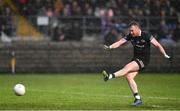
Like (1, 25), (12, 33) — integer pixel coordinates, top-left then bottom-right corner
(149, 35), (154, 41)
(123, 34), (131, 41)
(145, 33), (154, 42)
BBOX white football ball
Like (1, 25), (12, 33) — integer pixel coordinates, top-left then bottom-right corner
(13, 84), (26, 96)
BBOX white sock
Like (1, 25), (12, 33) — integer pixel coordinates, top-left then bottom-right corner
(135, 95), (141, 100)
(108, 74), (113, 79)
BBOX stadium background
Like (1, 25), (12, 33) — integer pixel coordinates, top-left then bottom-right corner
(0, 0), (180, 73)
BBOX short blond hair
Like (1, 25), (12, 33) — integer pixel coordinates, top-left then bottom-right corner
(128, 21), (141, 28)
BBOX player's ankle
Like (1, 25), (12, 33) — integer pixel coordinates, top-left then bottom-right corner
(134, 93), (141, 100)
(108, 73), (115, 79)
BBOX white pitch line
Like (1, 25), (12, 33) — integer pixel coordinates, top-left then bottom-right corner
(64, 91), (180, 101)
(31, 89), (180, 101)
(148, 96), (179, 100)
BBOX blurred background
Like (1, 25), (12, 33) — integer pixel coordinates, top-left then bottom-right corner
(0, 0), (180, 73)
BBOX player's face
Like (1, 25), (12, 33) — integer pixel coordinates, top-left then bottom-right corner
(129, 25), (140, 37)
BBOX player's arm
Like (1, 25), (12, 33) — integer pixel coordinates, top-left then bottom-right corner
(104, 38), (127, 50)
(150, 37), (170, 59)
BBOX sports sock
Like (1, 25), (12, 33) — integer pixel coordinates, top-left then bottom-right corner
(134, 93), (141, 100)
(108, 73), (115, 79)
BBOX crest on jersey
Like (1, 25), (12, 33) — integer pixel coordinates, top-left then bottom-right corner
(141, 40), (146, 42)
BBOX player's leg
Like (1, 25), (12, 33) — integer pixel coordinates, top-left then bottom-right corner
(125, 71), (138, 94)
(103, 61), (139, 81)
(114, 61), (139, 77)
(125, 71), (142, 106)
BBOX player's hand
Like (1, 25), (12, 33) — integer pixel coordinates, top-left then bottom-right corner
(164, 54), (170, 59)
(103, 45), (111, 50)
(164, 54), (172, 61)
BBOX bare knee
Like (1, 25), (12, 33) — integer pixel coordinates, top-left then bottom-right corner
(125, 74), (134, 81)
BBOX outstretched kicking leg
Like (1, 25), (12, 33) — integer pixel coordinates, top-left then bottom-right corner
(103, 61), (139, 81)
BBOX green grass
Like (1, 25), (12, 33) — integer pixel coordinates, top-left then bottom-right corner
(0, 73), (180, 110)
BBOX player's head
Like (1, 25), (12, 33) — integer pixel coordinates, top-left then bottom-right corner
(128, 21), (141, 37)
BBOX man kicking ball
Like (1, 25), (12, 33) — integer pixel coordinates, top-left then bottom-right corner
(103, 21), (171, 106)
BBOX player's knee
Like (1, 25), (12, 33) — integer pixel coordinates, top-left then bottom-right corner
(125, 74), (134, 81)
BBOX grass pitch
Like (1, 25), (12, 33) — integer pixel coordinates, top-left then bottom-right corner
(0, 73), (180, 110)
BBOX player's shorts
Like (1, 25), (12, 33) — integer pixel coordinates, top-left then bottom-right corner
(132, 58), (149, 71)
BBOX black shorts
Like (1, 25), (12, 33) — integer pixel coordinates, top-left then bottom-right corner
(132, 58), (149, 71)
